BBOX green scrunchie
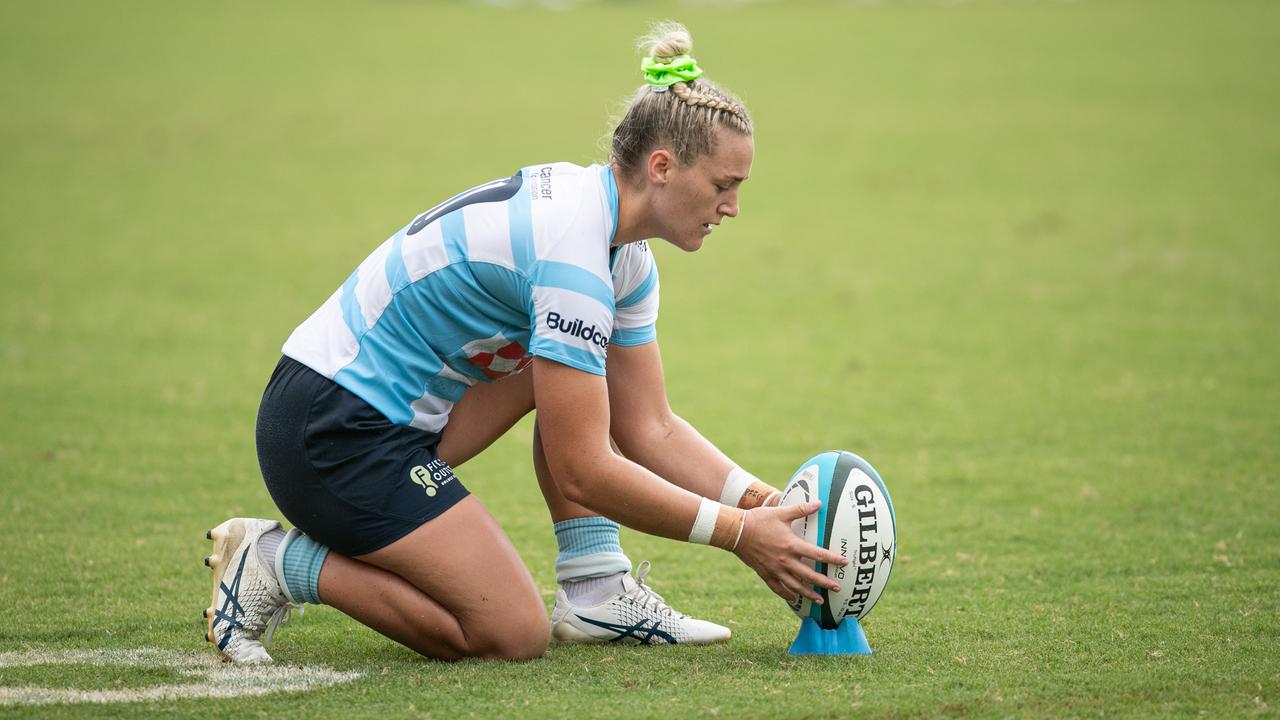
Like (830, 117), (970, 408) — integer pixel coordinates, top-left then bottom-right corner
(641, 55), (703, 88)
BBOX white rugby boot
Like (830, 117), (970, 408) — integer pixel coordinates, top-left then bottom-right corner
(550, 561), (731, 645)
(203, 518), (296, 663)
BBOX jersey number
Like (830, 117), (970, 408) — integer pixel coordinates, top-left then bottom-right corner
(407, 171), (524, 235)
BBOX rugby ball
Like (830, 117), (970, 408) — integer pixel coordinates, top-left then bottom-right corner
(779, 451), (896, 628)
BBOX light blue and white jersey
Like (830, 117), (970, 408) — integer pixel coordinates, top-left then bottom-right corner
(282, 162), (660, 433)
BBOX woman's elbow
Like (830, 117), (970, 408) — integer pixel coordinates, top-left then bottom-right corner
(611, 412), (677, 459)
(557, 475), (590, 507)
(547, 454), (598, 507)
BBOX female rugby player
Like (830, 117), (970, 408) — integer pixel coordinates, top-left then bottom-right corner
(203, 23), (846, 663)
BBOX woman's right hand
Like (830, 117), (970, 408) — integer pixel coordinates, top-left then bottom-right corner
(733, 500), (848, 604)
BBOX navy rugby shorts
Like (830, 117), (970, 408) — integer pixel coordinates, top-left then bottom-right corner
(255, 356), (469, 557)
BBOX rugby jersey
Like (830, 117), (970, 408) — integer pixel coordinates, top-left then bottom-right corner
(282, 163), (660, 433)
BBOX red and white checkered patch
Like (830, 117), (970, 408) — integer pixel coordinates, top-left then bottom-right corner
(463, 334), (532, 380)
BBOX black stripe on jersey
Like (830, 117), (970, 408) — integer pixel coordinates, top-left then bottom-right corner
(408, 171), (524, 236)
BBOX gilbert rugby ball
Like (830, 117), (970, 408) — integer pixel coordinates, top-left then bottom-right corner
(779, 451), (896, 629)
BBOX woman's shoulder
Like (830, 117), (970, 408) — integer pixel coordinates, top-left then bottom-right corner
(518, 161), (607, 202)
(522, 162), (616, 258)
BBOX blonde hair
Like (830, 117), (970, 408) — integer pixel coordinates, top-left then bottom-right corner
(610, 22), (753, 179)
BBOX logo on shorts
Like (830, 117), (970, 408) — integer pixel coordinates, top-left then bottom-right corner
(409, 459), (454, 497)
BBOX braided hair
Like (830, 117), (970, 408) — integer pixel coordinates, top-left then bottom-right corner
(610, 22), (753, 179)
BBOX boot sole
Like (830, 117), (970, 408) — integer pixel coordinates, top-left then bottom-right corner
(204, 518), (250, 661)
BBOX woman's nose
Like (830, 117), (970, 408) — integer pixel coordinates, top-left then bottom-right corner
(719, 193), (739, 219)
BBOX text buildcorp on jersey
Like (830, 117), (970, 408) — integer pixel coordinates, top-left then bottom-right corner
(545, 312), (610, 349)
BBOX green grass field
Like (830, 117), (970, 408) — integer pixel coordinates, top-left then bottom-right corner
(2, 0), (1278, 717)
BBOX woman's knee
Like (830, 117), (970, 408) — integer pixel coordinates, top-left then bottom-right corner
(472, 628), (549, 661)
(462, 597), (549, 660)
(359, 498), (548, 661)
(397, 610), (546, 661)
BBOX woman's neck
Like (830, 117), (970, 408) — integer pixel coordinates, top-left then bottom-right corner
(611, 164), (659, 246)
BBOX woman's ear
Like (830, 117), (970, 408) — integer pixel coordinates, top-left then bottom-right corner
(646, 149), (674, 186)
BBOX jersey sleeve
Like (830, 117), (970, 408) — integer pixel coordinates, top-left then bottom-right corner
(610, 241), (660, 346)
(527, 264), (615, 376)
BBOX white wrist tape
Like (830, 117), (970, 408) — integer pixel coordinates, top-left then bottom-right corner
(719, 466), (757, 506)
(688, 497), (720, 545)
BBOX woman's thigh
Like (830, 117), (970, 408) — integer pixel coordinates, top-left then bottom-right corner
(258, 356), (469, 556)
(351, 495), (548, 654)
(258, 358), (546, 657)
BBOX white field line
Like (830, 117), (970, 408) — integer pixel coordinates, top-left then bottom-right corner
(0, 647), (361, 706)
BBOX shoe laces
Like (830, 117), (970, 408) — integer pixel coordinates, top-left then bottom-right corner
(626, 561), (683, 618)
(261, 603), (301, 648)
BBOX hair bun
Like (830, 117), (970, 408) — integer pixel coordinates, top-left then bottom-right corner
(641, 21), (693, 64)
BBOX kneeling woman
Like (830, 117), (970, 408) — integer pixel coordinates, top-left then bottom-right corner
(203, 22), (846, 662)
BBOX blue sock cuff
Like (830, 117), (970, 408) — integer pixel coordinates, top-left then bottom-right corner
(553, 517), (630, 581)
(554, 517), (623, 559)
(281, 532), (329, 605)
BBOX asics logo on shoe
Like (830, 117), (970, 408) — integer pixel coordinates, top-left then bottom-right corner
(576, 615), (677, 645)
(546, 312), (609, 349)
(214, 555), (250, 650)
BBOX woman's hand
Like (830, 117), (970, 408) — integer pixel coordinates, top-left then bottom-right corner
(733, 501), (848, 604)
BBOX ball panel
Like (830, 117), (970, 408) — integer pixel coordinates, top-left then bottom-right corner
(830, 465), (895, 621)
(816, 450), (863, 628)
(778, 460), (822, 619)
(780, 462), (820, 545)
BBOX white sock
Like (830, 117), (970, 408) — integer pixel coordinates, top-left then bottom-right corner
(561, 571), (627, 606)
(256, 528), (286, 570)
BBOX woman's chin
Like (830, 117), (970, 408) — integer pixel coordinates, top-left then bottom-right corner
(660, 235), (704, 252)
(679, 232), (706, 252)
